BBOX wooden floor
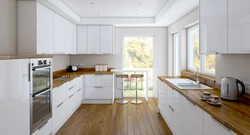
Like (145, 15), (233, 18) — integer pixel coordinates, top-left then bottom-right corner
(56, 98), (172, 135)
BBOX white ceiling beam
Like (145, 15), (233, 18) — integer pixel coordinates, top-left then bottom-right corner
(155, 0), (177, 22)
(81, 17), (155, 25)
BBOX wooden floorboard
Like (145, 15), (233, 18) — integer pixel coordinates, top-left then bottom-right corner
(56, 98), (173, 135)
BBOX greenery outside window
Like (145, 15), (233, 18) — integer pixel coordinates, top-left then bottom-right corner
(187, 24), (216, 75)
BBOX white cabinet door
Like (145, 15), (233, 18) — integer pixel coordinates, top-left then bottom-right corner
(66, 93), (77, 117)
(182, 97), (203, 135)
(54, 13), (65, 54)
(0, 59), (30, 135)
(76, 86), (83, 105)
(85, 87), (112, 99)
(77, 26), (87, 54)
(200, 0), (227, 54)
(52, 100), (67, 134)
(52, 84), (66, 109)
(37, 2), (54, 54)
(66, 79), (76, 97)
(204, 111), (237, 135)
(228, 0), (250, 53)
(87, 26), (100, 54)
(72, 24), (77, 54)
(158, 80), (166, 112)
(101, 26), (113, 54)
(167, 85), (183, 117)
(85, 75), (113, 87)
(32, 119), (52, 135)
(64, 20), (73, 54)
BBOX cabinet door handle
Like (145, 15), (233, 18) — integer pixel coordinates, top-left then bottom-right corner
(69, 94), (74, 98)
(211, 117), (230, 131)
(77, 88), (81, 92)
(186, 98), (195, 106)
(57, 102), (64, 108)
(94, 86), (103, 88)
(38, 121), (48, 130)
(168, 105), (174, 112)
(69, 86), (74, 90)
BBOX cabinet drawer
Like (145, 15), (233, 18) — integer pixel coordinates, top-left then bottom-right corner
(85, 86), (112, 99)
(66, 79), (76, 97)
(32, 118), (52, 135)
(52, 84), (66, 109)
(67, 93), (77, 117)
(52, 100), (67, 134)
(75, 76), (83, 90)
(85, 75), (113, 86)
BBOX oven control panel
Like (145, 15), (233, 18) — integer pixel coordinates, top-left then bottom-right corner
(31, 58), (52, 67)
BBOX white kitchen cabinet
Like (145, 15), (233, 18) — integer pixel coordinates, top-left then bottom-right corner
(85, 87), (113, 99)
(77, 26), (88, 54)
(66, 92), (77, 118)
(85, 74), (113, 87)
(0, 59), (30, 135)
(52, 84), (67, 109)
(66, 79), (76, 97)
(64, 19), (73, 54)
(32, 119), (52, 135)
(228, 0), (250, 53)
(204, 111), (237, 135)
(83, 74), (113, 104)
(87, 26), (100, 54)
(182, 97), (203, 135)
(158, 80), (166, 112)
(101, 26), (114, 54)
(167, 85), (183, 117)
(72, 24), (77, 54)
(52, 100), (67, 135)
(54, 13), (65, 54)
(77, 25), (114, 54)
(200, 0), (227, 54)
(18, 1), (54, 54)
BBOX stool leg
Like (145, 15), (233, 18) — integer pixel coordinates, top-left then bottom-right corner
(131, 77), (143, 104)
(116, 77), (128, 104)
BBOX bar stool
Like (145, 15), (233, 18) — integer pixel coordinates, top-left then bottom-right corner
(116, 74), (129, 104)
(130, 74), (143, 104)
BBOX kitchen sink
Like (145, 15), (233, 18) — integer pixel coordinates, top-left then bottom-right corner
(54, 76), (73, 81)
(165, 78), (213, 90)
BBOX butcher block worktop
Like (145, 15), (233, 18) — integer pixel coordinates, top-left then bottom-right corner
(53, 68), (113, 88)
(159, 76), (250, 135)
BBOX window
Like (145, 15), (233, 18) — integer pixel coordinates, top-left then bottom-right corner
(173, 33), (179, 76)
(188, 25), (216, 75)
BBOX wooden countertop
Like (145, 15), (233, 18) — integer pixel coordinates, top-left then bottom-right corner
(159, 76), (250, 135)
(53, 68), (113, 88)
(0, 54), (53, 60)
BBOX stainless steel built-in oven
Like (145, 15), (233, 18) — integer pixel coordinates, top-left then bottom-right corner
(30, 58), (52, 134)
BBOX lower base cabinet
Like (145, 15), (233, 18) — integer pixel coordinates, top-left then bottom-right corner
(204, 111), (237, 135)
(52, 100), (67, 134)
(32, 119), (52, 135)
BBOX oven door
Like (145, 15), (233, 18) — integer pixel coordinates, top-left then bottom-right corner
(31, 89), (52, 133)
(32, 65), (51, 94)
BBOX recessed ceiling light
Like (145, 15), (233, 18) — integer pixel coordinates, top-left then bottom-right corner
(97, 13), (100, 15)
(136, 13), (138, 15)
(139, 3), (141, 5)
(90, 2), (93, 5)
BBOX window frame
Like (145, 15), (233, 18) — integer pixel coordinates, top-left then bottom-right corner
(187, 24), (215, 76)
(173, 32), (180, 76)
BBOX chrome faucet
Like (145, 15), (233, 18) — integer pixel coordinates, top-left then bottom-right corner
(196, 68), (200, 84)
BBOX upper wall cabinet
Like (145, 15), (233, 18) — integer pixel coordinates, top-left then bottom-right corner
(228, 0), (250, 53)
(77, 25), (114, 54)
(200, 0), (227, 54)
(18, 1), (77, 55)
(18, 1), (54, 54)
(200, 0), (250, 54)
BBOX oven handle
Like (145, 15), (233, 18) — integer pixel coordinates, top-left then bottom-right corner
(32, 89), (51, 97)
(32, 64), (52, 70)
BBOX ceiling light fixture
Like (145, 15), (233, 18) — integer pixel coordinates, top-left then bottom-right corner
(90, 2), (93, 5)
(97, 13), (100, 15)
(139, 3), (141, 5)
(136, 13), (138, 15)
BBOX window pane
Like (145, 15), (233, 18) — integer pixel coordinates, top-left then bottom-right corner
(205, 54), (216, 73)
(188, 25), (200, 70)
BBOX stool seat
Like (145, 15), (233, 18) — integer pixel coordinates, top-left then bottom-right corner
(130, 74), (143, 78)
(116, 74), (129, 78)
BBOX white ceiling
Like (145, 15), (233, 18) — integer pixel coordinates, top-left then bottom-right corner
(62, 0), (199, 26)
(62, 0), (169, 17)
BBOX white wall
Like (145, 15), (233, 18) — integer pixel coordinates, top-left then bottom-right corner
(167, 8), (199, 75)
(53, 55), (70, 71)
(71, 27), (168, 97)
(0, 0), (17, 54)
